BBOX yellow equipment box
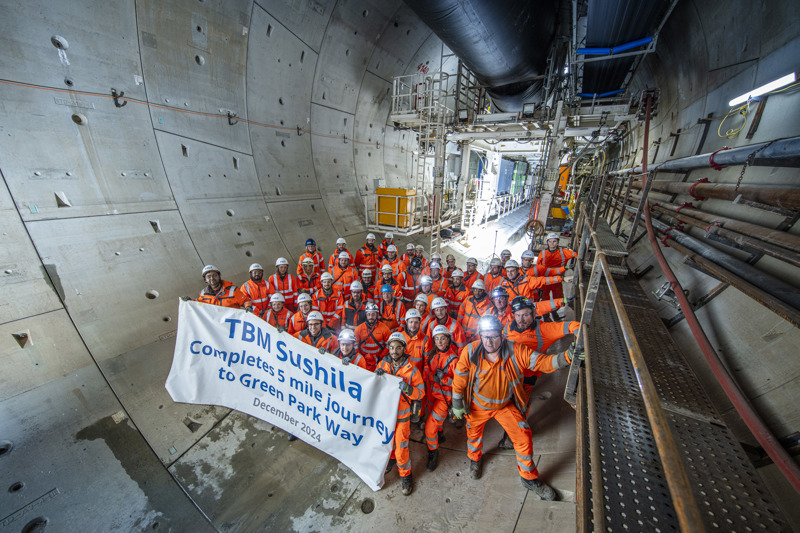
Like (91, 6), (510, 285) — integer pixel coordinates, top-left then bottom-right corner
(376, 188), (416, 227)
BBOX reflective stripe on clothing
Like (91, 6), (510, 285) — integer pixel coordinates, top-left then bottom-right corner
(198, 280), (249, 308)
(240, 279), (270, 312)
(268, 273), (299, 309)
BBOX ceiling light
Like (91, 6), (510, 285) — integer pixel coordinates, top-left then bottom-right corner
(728, 72), (796, 107)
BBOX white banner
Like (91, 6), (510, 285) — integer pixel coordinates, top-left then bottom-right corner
(166, 301), (402, 491)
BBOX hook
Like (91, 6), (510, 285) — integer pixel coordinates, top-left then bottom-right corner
(227, 111), (238, 125)
(111, 88), (127, 108)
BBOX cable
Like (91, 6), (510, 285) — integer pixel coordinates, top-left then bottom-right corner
(718, 104), (748, 139)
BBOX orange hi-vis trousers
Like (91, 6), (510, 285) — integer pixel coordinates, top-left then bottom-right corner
(424, 399), (449, 450)
(390, 419), (412, 477)
(465, 403), (538, 480)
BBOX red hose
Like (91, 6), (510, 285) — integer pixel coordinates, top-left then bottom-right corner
(639, 95), (800, 492)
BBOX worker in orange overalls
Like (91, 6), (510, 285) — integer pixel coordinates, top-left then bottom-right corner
(397, 258), (423, 310)
(404, 293), (433, 334)
(428, 262), (449, 297)
(462, 257), (483, 290)
(331, 252), (359, 299)
(359, 269), (379, 303)
(426, 297), (467, 349)
(402, 243), (416, 269)
(332, 329), (368, 370)
(380, 245), (406, 276)
(297, 311), (338, 353)
(261, 293), (290, 329)
(378, 284), (404, 332)
(442, 254), (458, 280)
(239, 263), (269, 314)
(328, 237), (354, 271)
(312, 272), (340, 331)
(379, 232), (395, 258)
(457, 279), (492, 342)
(401, 309), (433, 376)
(520, 250), (536, 276)
(377, 264), (403, 299)
(288, 293), (314, 336)
(375, 332), (425, 496)
(421, 253), (442, 276)
(499, 249), (512, 267)
(487, 287), (513, 328)
(536, 232), (577, 300)
(424, 324), (459, 472)
(451, 315), (576, 500)
(354, 302), (391, 371)
(483, 258), (504, 292)
(338, 280), (367, 331)
(188, 265), (251, 309)
(413, 244), (428, 271)
(416, 275), (438, 308)
(355, 233), (382, 276)
(521, 249), (565, 278)
(498, 260), (529, 300)
(269, 257), (299, 312)
(297, 257), (321, 294)
(444, 269), (469, 319)
(296, 238), (325, 276)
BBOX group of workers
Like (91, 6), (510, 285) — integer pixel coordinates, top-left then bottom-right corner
(183, 232), (580, 498)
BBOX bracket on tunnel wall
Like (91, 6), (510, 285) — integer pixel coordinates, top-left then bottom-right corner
(227, 111), (238, 125)
(111, 88), (127, 108)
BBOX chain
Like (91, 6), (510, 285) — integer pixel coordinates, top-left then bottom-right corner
(735, 139), (777, 195)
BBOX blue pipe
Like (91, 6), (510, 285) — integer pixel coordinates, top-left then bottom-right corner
(577, 36), (653, 56)
(577, 89), (624, 98)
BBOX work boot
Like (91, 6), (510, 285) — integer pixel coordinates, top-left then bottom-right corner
(470, 458), (482, 479)
(401, 473), (414, 496)
(287, 434), (298, 442)
(521, 477), (557, 501)
(426, 449), (439, 472)
(498, 431), (514, 450)
(384, 458), (396, 475)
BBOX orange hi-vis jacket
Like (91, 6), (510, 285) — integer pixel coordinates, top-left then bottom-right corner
(426, 315), (468, 348)
(297, 271), (321, 294)
(197, 280), (250, 308)
(523, 263), (566, 277)
(360, 281), (379, 304)
(537, 247), (576, 270)
(484, 270), (504, 292)
(296, 251), (325, 276)
(376, 355), (425, 418)
(288, 310), (310, 336)
(498, 274), (530, 300)
(379, 298), (405, 331)
(312, 287), (341, 330)
(452, 339), (571, 414)
(442, 265), (457, 280)
(297, 327), (339, 353)
(526, 274), (564, 297)
(355, 244), (382, 274)
(381, 257), (406, 277)
(504, 320), (580, 352)
(462, 269), (483, 290)
(444, 283), (469, 316)
(379, 239), (394, 257)
(487, 305), (513, 328)
(330, 264), (359, 298)
(261, 306), (289, 329)
(240, 279), (270, 313)
(401, 310), (432, 333)
(429, 275), (449, 297)
(354, 320), (391, 370)
(328, 249), (355, 271)
(425, 345), (460, 402)
(268, 272), (299, 310)
(339, 296), (368, 330)
(402, 327), (434, 373)
(397, 270), (421, 307)
(377, 275), (403, 300)
(457, 295), (492, 339)
(331, 347), (368, 370)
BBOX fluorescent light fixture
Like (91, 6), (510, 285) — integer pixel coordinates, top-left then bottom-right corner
(457, 109), (469, 123)
(729, 72), (796, 107)
(521, 103), (536, 118)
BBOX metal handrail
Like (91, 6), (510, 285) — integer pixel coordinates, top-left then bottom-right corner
(578, 209), (706, 533)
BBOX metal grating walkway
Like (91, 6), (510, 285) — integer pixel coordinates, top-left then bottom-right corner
(589, 217), (629, 257)
(580, 280), (789, 532)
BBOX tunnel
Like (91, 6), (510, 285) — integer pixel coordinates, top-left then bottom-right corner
(1, 0), (799, 531)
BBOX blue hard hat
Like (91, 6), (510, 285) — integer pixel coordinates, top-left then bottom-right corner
(305, 238), (316, 246)
(381, 284), (393, 294)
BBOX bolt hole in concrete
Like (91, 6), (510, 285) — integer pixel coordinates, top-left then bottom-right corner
(9, 481), (24, 493)
(145, 290), (159, 300)
(71, 113), (88, 125)
(245, 251), (252, 257)
(226, 209), (235, 216)
(152, 521), (159, 529)
(330, 484), (339, 492)
(279, 97), (284, 105)
(0, 440), (13, 456)
(361, 498), (375, 514)
(21, 516), (48, 533)
(195, 54), (204, 65)
(162, 316), (171, 322)
(268, 493), (274, 498)
(50, 35), (68, 49)
(64, 77), (74, 87)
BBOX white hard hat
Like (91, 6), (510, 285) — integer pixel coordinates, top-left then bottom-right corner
(406, 243), (416, 250)
(387, 244), (397, 253)
(472, 279), (485, 290)
(414, 293), (429, 305)
(466, 257), (478, 265)
(275, 257), (289, 266)
(505, 259), (520, 269)
(388, 331), (407, 345)
(337, 237), (347, 245)
(338, 329), (356, 343)
(446, 254), (455, 261)
(415, 244), (424, 251)
(301, 257), (314, 265)
(521, 250), (535, 259)
(366, 233), (376, 240)
(452, 268), (464, 277)
(350, 281), (363, 291)
(306, 311), (323, 323)
(381, 264), (393, 273)
(365, 302), (379, 313)
(501, 249), (511, 257)
(338, 251), (350, 260)
(432, 324), (451, 338)
(202, 265), (220, 276)
(270, 293), (285, 303)
(362, 269), (373, 277)
(420, 275), (432, 285)
(431, 252), (442, 260)
(296, 293), (312, 304)
(430, 297), (447, 310)
(429, 262), (441, 270)
(547, 232), (559, 241)
(249, 263), (263, 272)
(320, 272), (334, 281)
(489, 258), (502, 267)
(404, 309), (421, 320)
(384, 232), (394, 239)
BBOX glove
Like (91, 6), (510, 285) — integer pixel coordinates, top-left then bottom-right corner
(244, 306), (254, 313)
(567, 341), (584, 363)
(566, 258), (576, 270)
(375, 368), (386, 376)
(398, 381), (413, 395)
(277, 326), (286, 333)
(341, 357), (351, 366)
(452, 407), (467, 419)
(318, 347), (326, 354)
(564, 275), (574, 283)
(180, 296), (191, 302)
(433, 369), (445, 383)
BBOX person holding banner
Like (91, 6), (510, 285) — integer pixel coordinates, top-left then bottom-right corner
(423, 325), (459, 472)
(187, 265), (251, 309)
(451, 315), (576, 501)
(261, 293), (290, 329)
(376, 332), (425, 496)
(313, 272), (340, 331)
(339, 281), (368, 331)
(331, 329), (367, 369)
(239, 263), (270, 314)
(297, 311), (338, 353)
(354, 303), (391, 371)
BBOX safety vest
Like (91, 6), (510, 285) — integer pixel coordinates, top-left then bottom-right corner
(261, 306), (289, 329)
(537, 247), (575, 269)
(499, 274), (531, 300)
(457, 295), (492, 338)
(197, 280), (249, 308)
(298, 327), (338, 353)
(339, 297), (367, 330)
(429, 276), (449, 297)
(312, 287), (340, 329)
(381, 257), (406, 277)
(487, 305), (513, 328)
(297, 272), (321, 294)
(398, 270), (420, 305)
(355, 244), (382, 274)
(379, 239), (394, 257)
(503, 320), (580, 352)
(328, 249), (354, 271)
(331, 347), (368, 370)
(444, 284), (469, 316)
(268, 273), (298, 309)
(296, 251), (325, 276)
(426, 346), (459, 402)
(462, 269), (483, 290)
(331, 264), (358, 298)
(240, 279), (270, 312)
(426, 315), (467, 348)
(379, 298), (404, 331)
(376, 355), (425, 419)
(402, 328), (433, 373)
(484, 270), (504, 292)
(456, 340), (527, 415)
(354, 321), (391, 370)
(288, 310), (309, 336)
